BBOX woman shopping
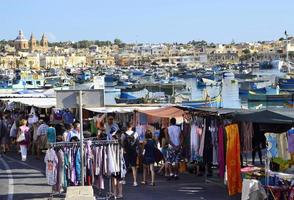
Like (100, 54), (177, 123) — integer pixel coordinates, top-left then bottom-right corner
(17, 119), (30, 161)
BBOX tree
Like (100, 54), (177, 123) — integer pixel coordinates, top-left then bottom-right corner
(242, 49), (250, 54)
(114, 38), (122, 45)
(279, 37), (285, 41)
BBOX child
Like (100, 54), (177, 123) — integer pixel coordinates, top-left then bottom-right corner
(142, 130), (156, 186)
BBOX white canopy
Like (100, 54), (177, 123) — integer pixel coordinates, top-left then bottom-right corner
(85, 106), (162, 113)
(2, 98), (56, 108)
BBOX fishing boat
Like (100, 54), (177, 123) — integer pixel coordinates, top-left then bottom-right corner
(115, 92), (145, 104)
(181, 94), (222, 108)
(239, 80), (271, 95)
(197, 78), (219, 88)
(278, 76), (294, 91)
(104, 75), (118, 87)
(223, 71), (235, 79)
(248, 91), (294, 102)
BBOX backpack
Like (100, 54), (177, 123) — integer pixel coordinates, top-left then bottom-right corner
(124, 131), (137, 152)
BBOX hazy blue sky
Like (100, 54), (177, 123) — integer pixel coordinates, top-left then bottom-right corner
(1, 0), (293, 43)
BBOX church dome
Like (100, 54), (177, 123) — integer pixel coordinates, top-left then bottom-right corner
(15, 30), (28, 41)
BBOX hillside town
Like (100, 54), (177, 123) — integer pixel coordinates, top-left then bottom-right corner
(0, 30), (294, 69)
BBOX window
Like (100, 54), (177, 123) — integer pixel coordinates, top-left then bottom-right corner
(26, 81), (33, 85)
(36, 81), (41, 85)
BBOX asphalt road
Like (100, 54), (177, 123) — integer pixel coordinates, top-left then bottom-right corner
(0, 152), (241, 200)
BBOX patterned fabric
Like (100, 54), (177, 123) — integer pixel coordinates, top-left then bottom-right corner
(239, 122), (253, 153)
(37, 124), (49, 136)
(167, 146), (181, 164)
(218, 125), (225, 178)
(265, 133), (278, 158)
(276, 132), (291, 160)
(287, 133), (294, 153)
(225, 124), (242, 196)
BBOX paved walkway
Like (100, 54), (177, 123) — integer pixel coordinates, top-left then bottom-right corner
(0, 152), (241, 200)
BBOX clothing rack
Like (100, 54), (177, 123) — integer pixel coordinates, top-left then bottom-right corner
(47, 139), (121, 200)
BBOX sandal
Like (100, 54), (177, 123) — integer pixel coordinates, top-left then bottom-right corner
(115, 195), (123, 199)
(141, 181), (147, 185)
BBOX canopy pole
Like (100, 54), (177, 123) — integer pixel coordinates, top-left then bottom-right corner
(79, 90), (84, 186)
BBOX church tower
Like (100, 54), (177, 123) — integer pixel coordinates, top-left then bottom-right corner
(29, 33), (37, 51)
(40, 33), (48, 51)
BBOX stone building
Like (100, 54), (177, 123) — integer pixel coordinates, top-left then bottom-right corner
(14, 30), (29, 50)
(14, 30), (48, 52)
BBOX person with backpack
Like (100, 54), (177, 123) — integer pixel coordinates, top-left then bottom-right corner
(121, 122), (139, 187)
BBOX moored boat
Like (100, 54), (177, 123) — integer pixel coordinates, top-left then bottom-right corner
(182, 94), (222, 108)
(248, 91), (294, 102)
(115, 92), (145, 104)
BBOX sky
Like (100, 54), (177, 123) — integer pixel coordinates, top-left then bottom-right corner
(1, 0), (294, 44)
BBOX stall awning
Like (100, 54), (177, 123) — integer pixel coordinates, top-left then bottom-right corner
(234, 109), (294, 124)
(138, 106), (185, 118)
(1, 98), (56, 108)
(176, 106), (237, 116)
(85, 106), (161, 114)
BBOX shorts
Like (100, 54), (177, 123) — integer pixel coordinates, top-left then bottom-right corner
(143, 157), (155, 165)
(167, 146), (181, 164)
(161, 147), (168, 160)
(36, 135), (48, 149)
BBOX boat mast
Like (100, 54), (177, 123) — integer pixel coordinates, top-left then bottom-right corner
(285, 30), (289, 64)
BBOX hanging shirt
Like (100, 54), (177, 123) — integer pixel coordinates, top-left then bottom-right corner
(265, 133), (278, 158)
(168, 125), (181, 147)
(276, 132), (291, 160)
(75, 148), (81, 183)
(44, 148), (58, 186)
(288, 128), (294, 153)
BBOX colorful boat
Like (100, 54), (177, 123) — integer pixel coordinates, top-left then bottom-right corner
(182, 94), (222, 108)
(278, 77), (294, 91)
(115, 92), (145, 104)
(248, 91), (294, 102)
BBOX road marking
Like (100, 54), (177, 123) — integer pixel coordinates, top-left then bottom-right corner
(0, 155), (14, 200)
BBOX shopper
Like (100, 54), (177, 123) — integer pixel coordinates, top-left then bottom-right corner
(157, 122), (170, 177)
(17, 119), (30, 161)
(63, 123), (73, 142)
(36, 120), (49, 159)
(0, 114), (11, 154)
(47, 123), (56, 144)
(105, 115), (119, 140)
(142, 130), (156, 186)
(67, 122), (80, 141)
(166, 117), (182, 180)
(122, 122), (139, 186)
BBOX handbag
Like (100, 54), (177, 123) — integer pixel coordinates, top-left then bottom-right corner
(155, 148), (164, 163)
(17, 131), (26, 143)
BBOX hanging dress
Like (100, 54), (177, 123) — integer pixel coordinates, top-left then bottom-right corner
(225, 124), (242, 196)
